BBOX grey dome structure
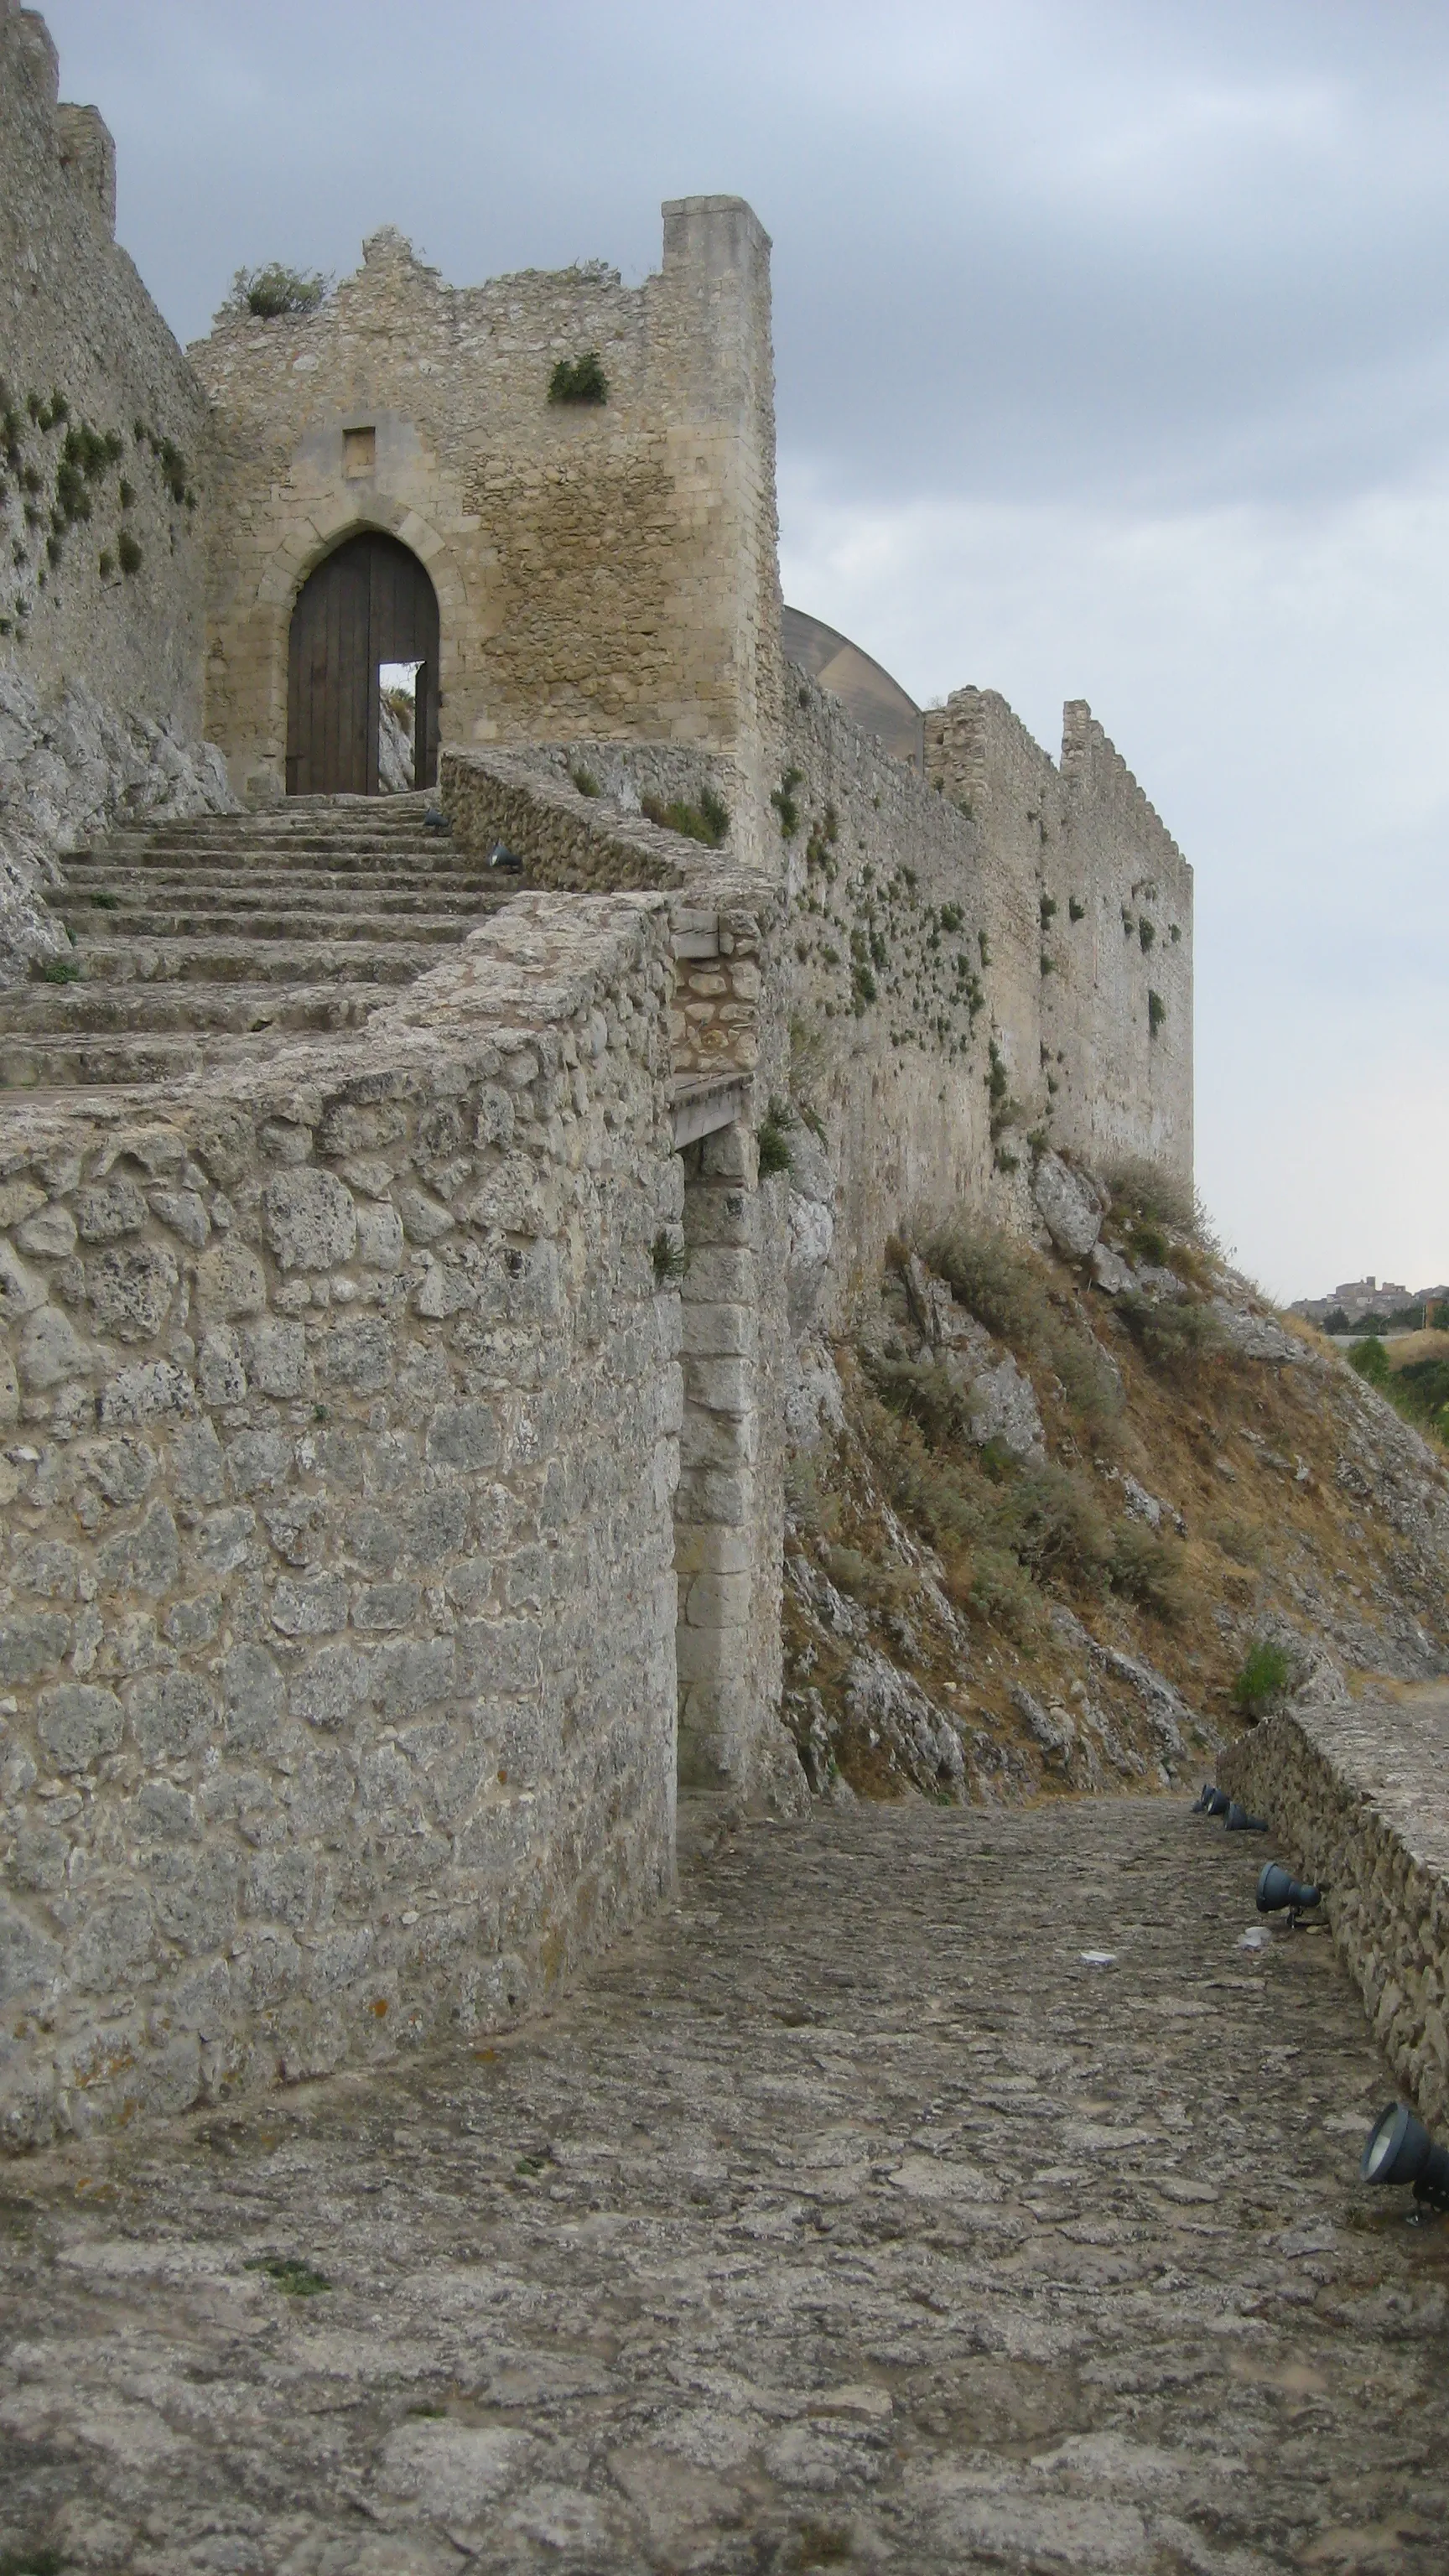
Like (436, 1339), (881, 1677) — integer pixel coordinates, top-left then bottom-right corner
(782, 606), (924, 773)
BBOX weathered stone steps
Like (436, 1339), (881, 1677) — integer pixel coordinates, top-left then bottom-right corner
(60, 872), (504, 906)
(51, 906), (486, 945)
(31, 935), (437, 985)
(0, 796), (532, 1091)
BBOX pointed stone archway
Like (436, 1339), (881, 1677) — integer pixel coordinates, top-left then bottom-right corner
(285, 531), (439, 797)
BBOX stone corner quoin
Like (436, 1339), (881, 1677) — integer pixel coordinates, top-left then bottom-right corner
(0, 0), (1196, 2145)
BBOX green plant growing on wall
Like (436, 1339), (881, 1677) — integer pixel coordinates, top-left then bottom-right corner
(641, 787), (730, 847)
(569, 766), (600, 796)
(1122, 906), (1135, 937)
(117, 531), (143, 576)
(1068, 896), (1085, 921)
(939, 902), (963, 932)
(771, 767), (803, 837)
(1170, 922), (1181, 943)
(1139, 917), (1156, 952)
(230, 263), (330, 319)
(1148, 988), (1166, 1035)
(853, 963), (877, 1009)
(548, 351), (609, 403)
(652, 1229), (687, 1284)
(1040, 952), (1055, 976)
(1231, 1638), (1291, 1716)
(978, 928), (990, 967)
(757, 1098), (796, 1176)
(1039, 894), (1057, 926)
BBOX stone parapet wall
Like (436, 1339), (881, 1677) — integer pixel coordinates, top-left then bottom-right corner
(0, 892), (684, 2149)
(1220, 1701), (1449, 2128)
(441, 747), (775, 1083)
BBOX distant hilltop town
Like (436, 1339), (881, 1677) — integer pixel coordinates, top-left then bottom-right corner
(1291, 1275), (1449, 1332)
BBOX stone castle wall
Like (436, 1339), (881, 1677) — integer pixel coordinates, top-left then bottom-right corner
(926, 687), (1192, 1195)
(0, 3), (209, 734)
(778, 673), (1193, 1321)
(191, 201), (783, 852)
(0, 895), (685, 2148)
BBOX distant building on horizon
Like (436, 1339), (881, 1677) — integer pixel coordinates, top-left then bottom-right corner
(1291, 1277), (1449, 1329)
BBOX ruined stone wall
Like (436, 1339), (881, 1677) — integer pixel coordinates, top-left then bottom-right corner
(193, 199), (782, 849)
(0, 894), (684, 2149)
(927, 687), (1193, 1192)
(0, 4), (209, 732)
(1221, 1701), (1449, 2132)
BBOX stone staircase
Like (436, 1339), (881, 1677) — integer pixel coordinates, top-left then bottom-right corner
(0, 793), (522, 1093)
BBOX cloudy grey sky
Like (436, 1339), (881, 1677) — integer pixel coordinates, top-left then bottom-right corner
(38, 0), (1449, 1299)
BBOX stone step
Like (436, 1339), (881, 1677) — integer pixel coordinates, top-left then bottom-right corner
(20, 937), (434, 988)
(0, 1012), (403, 1089)
(58, 884), (506, 922)
(0, 979), (395, 1040)
(54, 904), (487, 945)
(63, 857), (497, 888)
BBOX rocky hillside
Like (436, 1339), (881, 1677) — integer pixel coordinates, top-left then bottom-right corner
(782, 1151), (1449, 1805)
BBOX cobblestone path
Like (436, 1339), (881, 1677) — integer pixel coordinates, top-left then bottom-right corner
(3, 1795), (1446, 2573)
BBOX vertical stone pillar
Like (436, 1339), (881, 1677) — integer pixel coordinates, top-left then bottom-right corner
(674, 1119), (764, 1792)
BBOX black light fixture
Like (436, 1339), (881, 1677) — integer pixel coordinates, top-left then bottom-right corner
(1255, 1862), (1322, 1926)
(1192, 1786), (1233, 1816)
(1224, 1802), (1269, 1833)
(1361, 2103), (1449, 2214)
(487, 839), (524, 872)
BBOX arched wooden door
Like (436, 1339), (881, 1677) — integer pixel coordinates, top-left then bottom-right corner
(286, 532), (440, 796)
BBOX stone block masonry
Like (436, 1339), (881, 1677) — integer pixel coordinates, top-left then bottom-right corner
(1220, 1695), (1449, 2131)
(193, 196), (783, 848)
(0, 4), (210, 734)
(0, 891), (685, 2148)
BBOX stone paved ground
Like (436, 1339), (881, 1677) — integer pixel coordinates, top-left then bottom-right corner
(2, 1794), (1446, 2574)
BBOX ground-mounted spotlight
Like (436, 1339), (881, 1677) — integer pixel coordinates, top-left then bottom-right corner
(1224, 1802), (1269, 1833)
(487, 839), (524, 872)
(1192, 1787), (1232, 1817)
(1255, 1862), (1322, 1927)
(1361, 2103), (1449, 2215)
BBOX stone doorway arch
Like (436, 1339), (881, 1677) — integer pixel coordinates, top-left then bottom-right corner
(286, 532), (440, 797)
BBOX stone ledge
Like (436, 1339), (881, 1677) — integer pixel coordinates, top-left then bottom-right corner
(1220, 1696), (1449, 2127)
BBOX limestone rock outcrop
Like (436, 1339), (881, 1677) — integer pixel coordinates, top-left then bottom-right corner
(0, 670), (236, 979)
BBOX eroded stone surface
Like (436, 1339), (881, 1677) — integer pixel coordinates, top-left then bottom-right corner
(0, 1794), (1441, 2573)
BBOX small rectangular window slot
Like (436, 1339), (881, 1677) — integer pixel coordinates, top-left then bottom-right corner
(343, 426), (377, 480)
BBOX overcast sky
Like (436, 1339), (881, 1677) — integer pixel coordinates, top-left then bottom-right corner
(37, 0), (1449, 1299)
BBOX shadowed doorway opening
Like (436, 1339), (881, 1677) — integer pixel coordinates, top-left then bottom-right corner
(286, 532), (440, 796)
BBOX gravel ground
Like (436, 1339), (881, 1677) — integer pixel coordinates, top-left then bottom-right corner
(1, 1792), (1445, 2573)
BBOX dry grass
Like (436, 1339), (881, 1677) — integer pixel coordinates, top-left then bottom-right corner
(783, 1229), (1449, 1800)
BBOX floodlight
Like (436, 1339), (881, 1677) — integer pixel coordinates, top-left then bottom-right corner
(487, 840), (523, 872)
(1193, 1788), (1232, 1817)
(1224, 1802), (1268, 1833)
(1255, 1862), (1322, 1925)
(1361, 2103), (1449, 2213)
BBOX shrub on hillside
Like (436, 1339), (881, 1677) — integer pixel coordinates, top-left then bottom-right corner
(924, 1218), (1121, 1434)
(1117, 1291), (1223, 1377)
(1348, 1335), (1391, 1388)
(1109, 1520), (1187, 1620)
